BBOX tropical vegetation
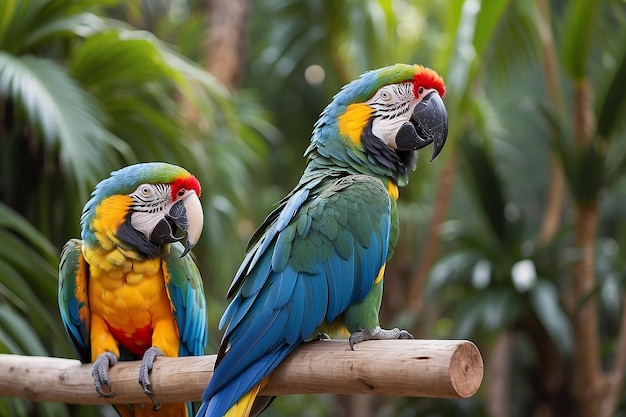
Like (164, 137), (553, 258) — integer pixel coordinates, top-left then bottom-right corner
(1, 0), (625, 416)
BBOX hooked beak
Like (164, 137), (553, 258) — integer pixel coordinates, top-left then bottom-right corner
(394, 91), (449, 161)
(149, 191), (204, 257)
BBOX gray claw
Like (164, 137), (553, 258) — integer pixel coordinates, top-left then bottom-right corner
(139, 347), (163, 411)
(92, 352), (118, 398)
(315, 332), (331, 341)
(349, 326), (414, 350)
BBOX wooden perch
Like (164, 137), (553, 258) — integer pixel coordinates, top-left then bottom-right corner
(0, 339), (483, 405)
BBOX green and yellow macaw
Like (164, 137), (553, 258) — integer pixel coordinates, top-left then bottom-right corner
(198, 64), (448, 417)
(58, 162), (207, 417)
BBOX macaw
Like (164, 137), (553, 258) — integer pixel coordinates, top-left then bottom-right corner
(58, 162), (207, 417)
(198, 64), (448, 417)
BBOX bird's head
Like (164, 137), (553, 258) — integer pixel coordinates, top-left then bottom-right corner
(81, 162), (204, 258)
(310, 64), (448, 185)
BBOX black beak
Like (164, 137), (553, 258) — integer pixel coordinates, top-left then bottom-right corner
(149, 200), (187, 246)
(149, 192), (204, 257)
(394, 91), (449, 161)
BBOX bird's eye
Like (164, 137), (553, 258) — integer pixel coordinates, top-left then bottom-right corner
(380, 90), (391, 101)
(140, 185), (152, 197)
(418, 86), (424, 95)
(177, 188), (186, 197)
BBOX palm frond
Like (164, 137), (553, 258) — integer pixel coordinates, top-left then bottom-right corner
(0, 52), (130, 197)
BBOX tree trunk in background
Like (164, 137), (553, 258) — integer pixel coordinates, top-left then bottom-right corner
(523, 313), (577, 417)
(205, 0), (251, 89)
(570, 77), (606, 417)
(486, 331), (512, 417)
(572, 200), (604, 417)
(407, 147), (458, 313)
(536, 0), (565, 246)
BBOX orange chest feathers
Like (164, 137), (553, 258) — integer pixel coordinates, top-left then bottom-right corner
(84, 249), (173, 354)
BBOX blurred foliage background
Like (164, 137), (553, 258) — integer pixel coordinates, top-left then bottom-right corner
(1, 0), (626, 416)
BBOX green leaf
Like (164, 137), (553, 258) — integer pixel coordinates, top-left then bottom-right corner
(529, 279), (573, 354)
(573, 143), (605, 202)
(561, 0), (601, 80)
(444, 0), (509, 97)
(596, 37), (626, 140)
(21, 13), (119, 49)
(0, 202), (57, 263)
(0, 230), (57, 301)
(473, 0), (510, 55)
(534, 101), (604, 202)
(426, 250), (481, 295)
(0, 0), (41, 52)
(459, 133), (508, 242)
(0, 304), (47, 356)
(0, 260), (60, 333)
(0, 52), (129, 197)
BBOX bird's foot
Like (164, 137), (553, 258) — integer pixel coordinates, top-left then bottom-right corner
(92, 351), (118, 398)
(138, 347), (163, 411)
(349, 326), (413, 350)
(314, 332), (331, 341)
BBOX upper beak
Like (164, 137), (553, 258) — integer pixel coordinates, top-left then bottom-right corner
(150, 191), (204, 257)
(394, 91), (449, 161)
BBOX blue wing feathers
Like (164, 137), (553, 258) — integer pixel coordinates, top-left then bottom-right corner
(267, 266), (298, 310)
(323, 258), (342, 319)
(200, 175), (391, 416)
(284, 277), (306, 345)
(164, 242), (207, 357)
(296, 212), (311, 236)
(275, 188), (309, 231)
(210, 308), (288, 395)
(241, 250), (273, 298)
(271, 226), (296, 271)
(201, 346), (292, 417)
(300, 273), (327, 339)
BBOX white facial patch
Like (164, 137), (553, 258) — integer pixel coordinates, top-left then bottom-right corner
(365, 82), (416, 148)
(128, 183), (170, 239)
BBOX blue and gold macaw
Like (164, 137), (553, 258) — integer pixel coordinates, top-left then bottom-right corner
(58, 162), (207, 417)
(198, 64), (448, 417)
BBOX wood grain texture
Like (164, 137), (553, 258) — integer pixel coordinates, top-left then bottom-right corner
(0, 339), (483, 405)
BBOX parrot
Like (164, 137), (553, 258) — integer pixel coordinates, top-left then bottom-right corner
(58, 162), (207, 417)
(197, 63), (448, 417)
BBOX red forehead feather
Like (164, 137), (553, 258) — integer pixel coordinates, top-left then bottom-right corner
(413, 66), (446, 98)
(171, 175), (201, 200)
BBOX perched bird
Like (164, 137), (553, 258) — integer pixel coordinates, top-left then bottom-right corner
(198, 64), (448, 417)
(59, 162), (207, 417)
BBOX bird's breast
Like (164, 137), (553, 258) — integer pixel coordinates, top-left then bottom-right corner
(86, 249), (170, 340)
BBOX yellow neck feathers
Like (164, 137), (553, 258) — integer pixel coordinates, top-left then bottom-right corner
(337, 103), (372, 147)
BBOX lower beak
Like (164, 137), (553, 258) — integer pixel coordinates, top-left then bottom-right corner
(150, 192), (204, 257)
(394, 92), (449, 161)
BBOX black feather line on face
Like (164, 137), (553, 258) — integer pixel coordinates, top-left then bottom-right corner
(361, 118), (416, 185)
(116, 214), (161, 258)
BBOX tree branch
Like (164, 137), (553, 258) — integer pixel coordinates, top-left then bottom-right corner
(0, 340), (482, 405)
(536, 0), (566, 246)
(408, 149), (458, 313)
(599, 292), (626, 417)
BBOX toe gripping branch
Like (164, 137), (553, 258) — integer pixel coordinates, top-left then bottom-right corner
(138, 347), (163, 411)
(92, 352), (118, 398)
(349, 326), (414, 350)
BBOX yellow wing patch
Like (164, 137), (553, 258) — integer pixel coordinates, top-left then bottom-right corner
(387, 181), (399, 200)
(374, 263), (386, 285)
(225, 378), (268, 417)
(337, 103), (372, 146)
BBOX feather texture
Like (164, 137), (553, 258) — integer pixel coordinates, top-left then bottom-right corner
(200, 64), (446, 417)
(58, 163), (207, 417)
